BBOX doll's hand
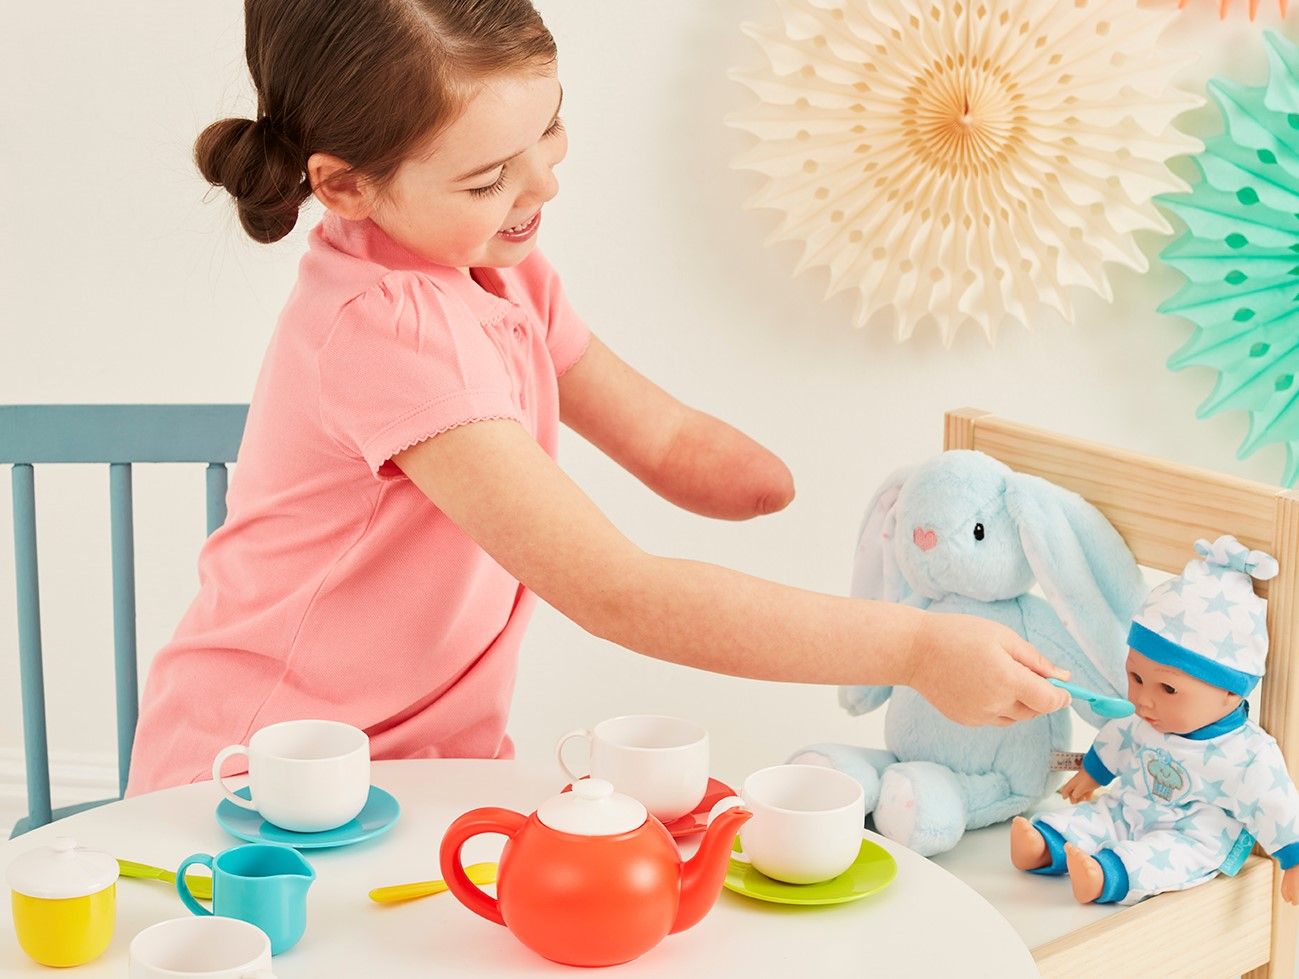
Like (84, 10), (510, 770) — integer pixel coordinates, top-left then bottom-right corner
(1283, 865), (1299, 906)
(904, 612), (1071, 727)
(1060, 770), (1100, 804)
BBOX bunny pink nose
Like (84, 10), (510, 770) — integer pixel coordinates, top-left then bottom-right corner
(913, 527), (938, 552)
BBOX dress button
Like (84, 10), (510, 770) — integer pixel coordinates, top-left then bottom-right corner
(512, 324), (525, 341)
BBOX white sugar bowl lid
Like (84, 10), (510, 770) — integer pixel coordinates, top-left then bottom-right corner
(5, 836), (118, 899)
(537, 779), (646, 836)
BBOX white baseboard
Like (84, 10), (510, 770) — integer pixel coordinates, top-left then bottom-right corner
(0, 746), (119, 806)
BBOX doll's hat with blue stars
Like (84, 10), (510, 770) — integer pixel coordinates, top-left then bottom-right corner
(1128, 535), (1278, 696)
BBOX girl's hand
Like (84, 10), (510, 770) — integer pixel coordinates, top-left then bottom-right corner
(1284, 865), (1299, 906)
(903, 613), (1071, 727)
(1059, 770), (1100, 804)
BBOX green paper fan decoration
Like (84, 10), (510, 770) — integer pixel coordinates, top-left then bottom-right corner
(1157, 30), (1299, 485)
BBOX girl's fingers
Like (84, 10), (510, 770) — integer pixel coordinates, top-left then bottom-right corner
(1013, 671), (1071, 715)
(1000, 701), (1037, 723)
(1005, 636), (1070, 681)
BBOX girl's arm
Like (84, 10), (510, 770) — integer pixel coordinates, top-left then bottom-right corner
(557, 337), (795, 520)
(393, 419), (1070, 727)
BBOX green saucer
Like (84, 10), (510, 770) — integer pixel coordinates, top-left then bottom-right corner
(723, 836), (897, 906)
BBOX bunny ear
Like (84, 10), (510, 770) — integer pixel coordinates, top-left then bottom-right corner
(1004, 473), (1146, 696)
(850, 465), (916, 604)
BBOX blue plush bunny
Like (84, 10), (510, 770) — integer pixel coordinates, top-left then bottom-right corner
(791, 450), (1146, 856)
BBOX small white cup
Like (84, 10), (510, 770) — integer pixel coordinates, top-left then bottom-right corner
(129, 916), (276, 978)
(212, 719), (370, 833)
(709, 764), (865, 885)
(556, 715), (709, 823)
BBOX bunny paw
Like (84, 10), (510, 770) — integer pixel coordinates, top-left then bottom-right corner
(873, 762), (967, 856)
(785, 744), (884, 814)
(789, 750), (834, 768)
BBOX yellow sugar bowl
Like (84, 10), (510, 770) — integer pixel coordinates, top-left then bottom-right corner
(7, 836), (118, 967)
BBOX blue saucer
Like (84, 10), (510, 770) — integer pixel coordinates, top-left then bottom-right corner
(215, 785), (400, 849)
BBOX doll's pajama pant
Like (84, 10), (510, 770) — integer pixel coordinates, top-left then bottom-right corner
(1031, 795), (1224, 904)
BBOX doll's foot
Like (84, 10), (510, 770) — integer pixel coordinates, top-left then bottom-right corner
(1065, 844), (1104, 903)
(1009, 817), (1051, 871)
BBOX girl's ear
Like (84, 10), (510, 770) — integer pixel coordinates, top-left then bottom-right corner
(308, 152), (376, 220)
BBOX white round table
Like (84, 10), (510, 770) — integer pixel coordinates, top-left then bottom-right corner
(0, 760), (1037, 977)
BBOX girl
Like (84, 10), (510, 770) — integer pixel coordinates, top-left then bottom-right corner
(126, 0), (1070, 795)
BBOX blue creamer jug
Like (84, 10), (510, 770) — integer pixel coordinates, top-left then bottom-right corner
(177, 843), (315, 955)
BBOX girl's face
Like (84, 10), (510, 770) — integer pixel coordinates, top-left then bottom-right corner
(368, 69), (566, 270)
(1125, 648), (1240, 735)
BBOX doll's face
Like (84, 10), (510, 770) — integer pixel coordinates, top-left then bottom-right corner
(1126, 648), (1240, 735)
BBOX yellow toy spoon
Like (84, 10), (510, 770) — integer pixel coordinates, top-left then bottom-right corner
(117, 859), (213, 901)
(368, 862), (497, 904)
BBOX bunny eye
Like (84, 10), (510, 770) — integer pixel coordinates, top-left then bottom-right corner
(973, 523), (985, 541)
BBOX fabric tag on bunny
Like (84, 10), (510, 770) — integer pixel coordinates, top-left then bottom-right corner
(1050, 751), (1084, 772)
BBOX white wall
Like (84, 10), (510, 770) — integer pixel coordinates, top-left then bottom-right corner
(0, 1), (1290, 810)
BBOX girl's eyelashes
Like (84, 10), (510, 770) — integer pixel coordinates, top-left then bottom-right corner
(468, 171), (507, 198)
(1160, 683), (1176, 695)
(466, 118), (564, 199)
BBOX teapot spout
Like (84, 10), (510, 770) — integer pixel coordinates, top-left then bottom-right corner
(670, 805), (751, 935)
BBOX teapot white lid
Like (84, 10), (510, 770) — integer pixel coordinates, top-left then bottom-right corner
(5, 836), (119, 899)
(537, 779), (646, 836)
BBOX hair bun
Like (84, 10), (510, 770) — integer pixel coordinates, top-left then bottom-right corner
(193, 115), (312, 243)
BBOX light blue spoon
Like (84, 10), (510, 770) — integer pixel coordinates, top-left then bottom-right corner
(1049, 678), (1135, 719)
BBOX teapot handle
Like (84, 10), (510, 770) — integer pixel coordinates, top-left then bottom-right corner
(439, 807), (527, 926)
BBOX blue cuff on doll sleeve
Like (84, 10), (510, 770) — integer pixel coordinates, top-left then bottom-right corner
(1095, 849), (1130, 904)
(1083, 747), (1116, 786)
(1274, 842), (1299, 870)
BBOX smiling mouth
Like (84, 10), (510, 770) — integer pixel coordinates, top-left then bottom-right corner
(498, 210), (541, 240)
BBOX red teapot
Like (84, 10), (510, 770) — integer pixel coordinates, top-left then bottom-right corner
(439, 778), (751, 967)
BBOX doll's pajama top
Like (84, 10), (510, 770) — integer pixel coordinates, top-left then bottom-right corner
(125, 213), (590, 796)
(1033, 706), (1299, 903)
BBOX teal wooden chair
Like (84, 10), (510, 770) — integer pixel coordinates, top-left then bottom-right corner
(1, 405), (248, 836)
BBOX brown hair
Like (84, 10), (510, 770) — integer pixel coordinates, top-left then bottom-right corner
(195, 0), (557, 243)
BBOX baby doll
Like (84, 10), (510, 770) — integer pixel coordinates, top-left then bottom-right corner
(1010, 536), (1299, 907)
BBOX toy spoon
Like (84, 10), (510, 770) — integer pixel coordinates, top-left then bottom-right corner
(117, 858), (213, 901)
(368, 862), (498, 904)
(1049, 678), (1135, 719)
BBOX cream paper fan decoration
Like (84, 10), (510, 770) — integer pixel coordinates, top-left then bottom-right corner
(729, 0), (1204, 344)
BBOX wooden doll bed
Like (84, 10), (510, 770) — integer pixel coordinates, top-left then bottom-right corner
(933, 408), (1297, 978)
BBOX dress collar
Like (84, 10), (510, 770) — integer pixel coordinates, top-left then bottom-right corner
(1178, 700), (1249, 741)
(319, 213), (514, 323)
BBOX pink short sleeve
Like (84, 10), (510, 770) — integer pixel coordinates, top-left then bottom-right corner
(317, 270), (523, 479)
(516, 250), (590, 377)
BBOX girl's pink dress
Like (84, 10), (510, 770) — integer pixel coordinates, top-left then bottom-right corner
(125, 213), (590, 795)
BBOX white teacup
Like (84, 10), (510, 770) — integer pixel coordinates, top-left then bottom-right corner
(129, 916), (275, 978)
(213, 719), (370, 833)
(557, 715), (709, 823)
(709, 764), (865, 885)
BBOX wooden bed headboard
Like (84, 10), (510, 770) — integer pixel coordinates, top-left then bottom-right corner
(944, 408), (1299, 977)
